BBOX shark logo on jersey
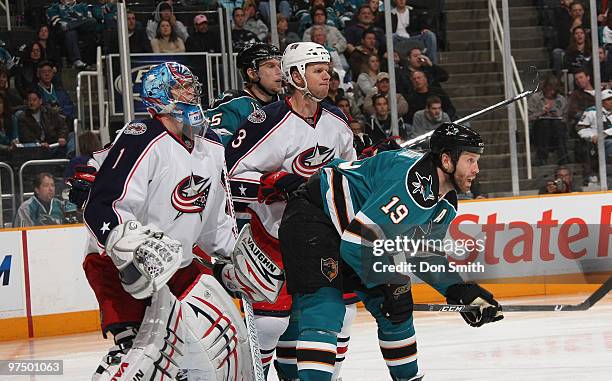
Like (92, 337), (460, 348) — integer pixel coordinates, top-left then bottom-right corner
(171, 174), (211, 219)
(412, 172), (435, 202)
(292, 144), (336, 176)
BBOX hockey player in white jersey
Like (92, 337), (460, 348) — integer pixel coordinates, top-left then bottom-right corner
(81, 62), (273, 381)
(224, 42), (358, 380)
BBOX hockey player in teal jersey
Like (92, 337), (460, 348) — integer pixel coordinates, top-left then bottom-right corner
(278, 123), (504, 381)
(206, 42), (282, 146)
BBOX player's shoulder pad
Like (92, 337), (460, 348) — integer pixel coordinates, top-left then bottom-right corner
(203, 128), (223, 145)
(404, 152), (440, 210)
(209, 89), (250, 109)
(115, 118), (166, 146)
(321, 101), (350, 127)
(225, 100), (290, 169)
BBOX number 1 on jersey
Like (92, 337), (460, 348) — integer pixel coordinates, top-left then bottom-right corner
(381, 196), (408, 224)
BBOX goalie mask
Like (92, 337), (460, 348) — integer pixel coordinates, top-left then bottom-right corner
(141, 62), (207, 138)
(281, 42), (330, 102)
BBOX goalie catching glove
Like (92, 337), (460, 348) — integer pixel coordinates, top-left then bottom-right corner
(257, 171), (305, 204)
(105, 221), (182, 299)
(214, 224), (284, 303)
(445, 283), (504, 327)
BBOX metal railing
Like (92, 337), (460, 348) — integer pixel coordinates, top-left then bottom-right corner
(488, 0), (533, 180)
(76, 47), (108, 145)
(18, 159), (69, 205)
(0, 162), (15, 225)
(0, 0), (11, 31)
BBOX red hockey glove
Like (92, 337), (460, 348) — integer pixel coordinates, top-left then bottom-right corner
(358, 136), (402, 159)
(66, 165), (97, 209)
(257, 171), (306, 205)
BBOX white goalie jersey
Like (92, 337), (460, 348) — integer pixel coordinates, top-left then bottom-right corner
(83, 118), (236, 266)
(225, 99), (356, 238)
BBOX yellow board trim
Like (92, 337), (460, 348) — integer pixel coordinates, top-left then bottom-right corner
(0, 310), (100, 341)
(0, 317), (29, 341)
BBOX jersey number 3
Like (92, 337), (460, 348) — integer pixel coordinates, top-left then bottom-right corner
(381, 196), (408, 224)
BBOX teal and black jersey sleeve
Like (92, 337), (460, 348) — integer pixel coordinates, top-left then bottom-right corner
(205, 90), (262, 146)
(319, 149), (464, 293)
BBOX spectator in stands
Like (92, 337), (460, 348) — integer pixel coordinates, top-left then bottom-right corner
(0, 93), (16, 160)
(298, 0), (342, 37)
(357, 54), (381, 99)
(35, 25), (61, 70)
(576, 88), (612, 171)
(232, 7), (260, 48)
(363, 72), (409, 117)
(527, 75), (568, 165)
(46, 0), (97, 69)
(303, 6), (348, 56)
(146, 1), (189, 42)
(186, 14), (220, 53)
(0, 66), (23, 112)
(405, 70), (455, 124)
(63, 130), (102, 179)
(566, 68), (595, 127)
(599, 47), (612, 86)
(539, 165), (579, 194)
(348, 29), (379, 81)
(14, 172), (66, 227)
(337, 96), (352, 118)
(565, 26), (592, 72)
(26, 0), (49, 29)
(385, 49), (412, 94)
(276, 13), (300, 51)
(36, 61), (75, 122)
(243, 0), (269, 42)
(555, 0), (574, 50)
(351, 116), (374, 156)
(15, 42), (46, 98)
(411, 95), (451, 138)
(92, 0), (118, 32)
(388, 0), (438, 64)
(324, 71), (345, 104)
(258, 1), (292, 25)
(570, 1), (588, 32)
(367, 93), (408, 142)
(345, 5), (384, 57)
(151, 20), (186, 53)
(406, 47), (448, 90)
(218, 0), (245, 13)
(16, 89), (67, 150)
(603, 13), (612, 45)
(337, 94), (363, 120)
(310, 26), (346, 80)
(106, 9), (151, 53)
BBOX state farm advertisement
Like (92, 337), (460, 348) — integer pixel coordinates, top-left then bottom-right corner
(444, 192), (612, 281)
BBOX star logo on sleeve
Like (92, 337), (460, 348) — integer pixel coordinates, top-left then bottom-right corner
(100, 222), (111, 234)
(238, 184), (247, 196)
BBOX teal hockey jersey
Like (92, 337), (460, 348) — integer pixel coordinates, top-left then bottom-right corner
(318, 149), (464, 293)
(206, 89), (279, 146)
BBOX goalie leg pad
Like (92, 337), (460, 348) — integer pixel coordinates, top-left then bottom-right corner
(93, 285), (185, 380)
(178, 274), (254, 381)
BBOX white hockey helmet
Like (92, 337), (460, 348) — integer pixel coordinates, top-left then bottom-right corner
(281, 42), (330, 99)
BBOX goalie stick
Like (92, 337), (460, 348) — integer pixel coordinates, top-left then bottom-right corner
(221, 164), (266, 381)
(413, 276), (612, 313)
(401, 66), (540, 148)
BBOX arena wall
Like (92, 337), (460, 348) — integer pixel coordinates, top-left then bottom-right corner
(0, 191), (610, 341)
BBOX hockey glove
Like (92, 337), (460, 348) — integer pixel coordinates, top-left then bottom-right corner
(358, 136), (401, 159)
(66, 165), (97, 209)
(379, 283), (413, 324)
(257, 171), (306, 205)
(445, 283), (504, 327)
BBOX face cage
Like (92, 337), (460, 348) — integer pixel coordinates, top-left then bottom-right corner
(170, 76), (203, 106)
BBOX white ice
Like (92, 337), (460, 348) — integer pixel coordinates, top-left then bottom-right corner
(1, 295), (611, 381)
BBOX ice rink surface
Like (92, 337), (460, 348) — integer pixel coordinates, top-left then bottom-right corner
(2, 295), (611, 381)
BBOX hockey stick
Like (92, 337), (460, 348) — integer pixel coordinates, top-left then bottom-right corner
(412, 276), (612, 313)
(221, 164), (266, 381)
(400, 66), (540, 148)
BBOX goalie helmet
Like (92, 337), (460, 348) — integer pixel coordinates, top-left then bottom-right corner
(281, 42), (330, 100)
(236, 42), (281, 82)
(141, 62), (207, 135)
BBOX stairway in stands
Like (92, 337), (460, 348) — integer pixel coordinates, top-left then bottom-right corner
(440, 0), (583, 194)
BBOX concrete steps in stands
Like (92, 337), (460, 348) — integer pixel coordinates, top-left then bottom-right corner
(445, 0), (535, 10)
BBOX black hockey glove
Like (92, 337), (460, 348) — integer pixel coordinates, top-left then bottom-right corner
(445, 283), (504, 327)
(66, 165), (97, 209)
(258, 171), (306, 205)
(379, 283), (413, 324)
(358, 136), (401, 159)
